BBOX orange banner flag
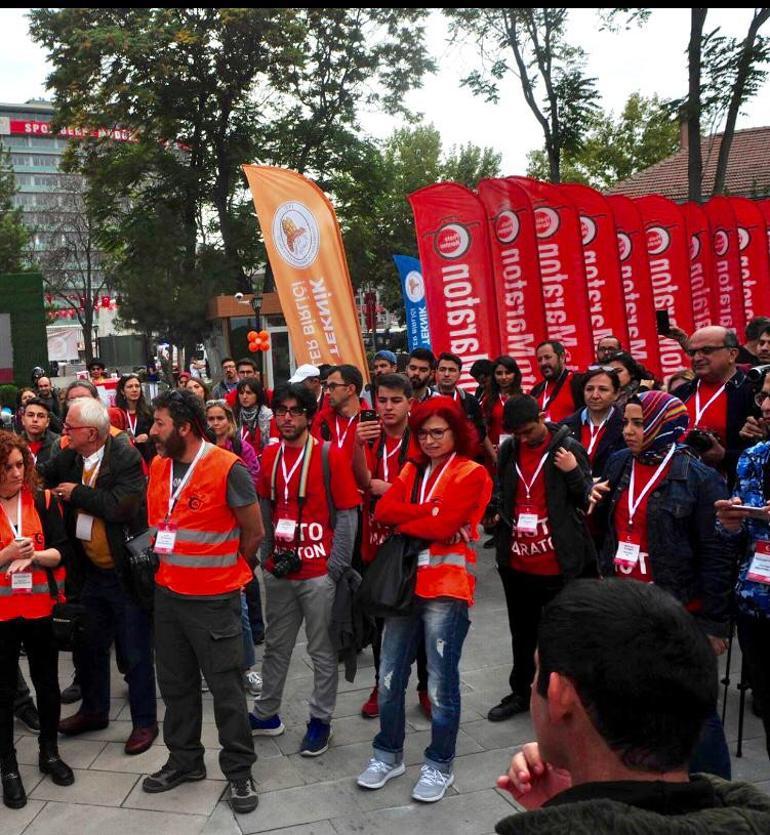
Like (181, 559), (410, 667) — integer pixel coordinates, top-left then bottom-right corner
(242, 165), (369, 379)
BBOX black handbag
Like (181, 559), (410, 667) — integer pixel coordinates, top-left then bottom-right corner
(124, 528), (159, 612)
(44, 569), (86, 651)
(356, 468), (426, 618)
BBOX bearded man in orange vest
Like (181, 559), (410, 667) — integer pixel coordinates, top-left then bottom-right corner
(142, 389), (264, 815)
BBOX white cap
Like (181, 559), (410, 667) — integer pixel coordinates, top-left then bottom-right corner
(289, 364), (321, 384)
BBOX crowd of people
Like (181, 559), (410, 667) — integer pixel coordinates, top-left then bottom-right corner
(3, 319), (770, 829)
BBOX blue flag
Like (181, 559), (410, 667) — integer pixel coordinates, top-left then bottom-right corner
(393, 255), (431, 351)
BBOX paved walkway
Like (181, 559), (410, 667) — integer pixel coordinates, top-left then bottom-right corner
(9, 547), (770, 835)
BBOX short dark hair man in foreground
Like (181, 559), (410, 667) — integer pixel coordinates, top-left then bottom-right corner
(495, 580), (770, 833)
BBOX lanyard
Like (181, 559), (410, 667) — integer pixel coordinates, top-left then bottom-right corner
(127, 412), (137, 436)
(541, 383), (551, 410)
(586, 413), (610, 455)
(627, 444), (676, 527)
(280, 441), (308, 503)
(419, 452), (456, 503)
(515, 451), (549, 501)
(694, 380), (726, 425)
(0, 492), (22, 539)
(82, 456), (102, 488)
(381, 435), (405, 482)
(167, 440), (208, 521)
(335, 415), (355, 449)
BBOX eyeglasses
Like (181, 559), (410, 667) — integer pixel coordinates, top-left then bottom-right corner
(587, 365), (620, 374)
(416, 427), (452, 441)
(755, 391), (770, 407)
(274, 406), (307, 417)
(63, 422), (95, 432)
(685, 345), (731, 357)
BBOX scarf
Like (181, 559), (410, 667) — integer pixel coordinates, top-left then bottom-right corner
(636, 390), (690, 464)
(239, 405), (259, 430)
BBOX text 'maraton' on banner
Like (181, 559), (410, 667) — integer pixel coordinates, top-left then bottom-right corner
(727, 196), (770, 323)
(703, 196), (745, 331)
(682, 202), (716, 330)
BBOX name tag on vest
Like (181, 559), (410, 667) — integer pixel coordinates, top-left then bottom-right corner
(154, 522), (178, 554)
(11, 571), (33, 594)
(615, 535), (641, 568)
(76, 513), (94, 542)
(747, 540), (770, 585)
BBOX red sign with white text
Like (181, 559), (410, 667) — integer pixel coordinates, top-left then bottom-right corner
(703, 197), (745, 330)
(633, 195), (694, 377)
(606, 195), (662, 378)
(727, 196), (770, 323)
(682, 202), (715, 330)
(477, 178), (547, 390)
(758, 201), (770, 261)
(506, 177), (594, 371)
(2, 118), (134, 142)
(558, 183), (629, 348)
(409, 183), (501, 388)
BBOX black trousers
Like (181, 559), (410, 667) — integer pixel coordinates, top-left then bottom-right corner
(498, 567), (565, 698)
(737, 612), (770, 759)
(154, 587), (256, 779)
(0, 617), (60, 760)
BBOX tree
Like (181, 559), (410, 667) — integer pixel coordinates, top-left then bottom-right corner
(446, 8), (601, 183)
(0, 144), (30, 274)
(526, 93), (679, 190)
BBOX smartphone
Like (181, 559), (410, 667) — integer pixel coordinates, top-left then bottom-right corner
(360, 409), (378, 423)
(731, 505), (770, 519)
(656, 309), (671, 336)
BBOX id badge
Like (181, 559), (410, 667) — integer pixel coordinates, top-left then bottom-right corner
(275, 518), (298, 542)
(516, 505), (539, 536)
(747, 540), (770, 585)
(11, 571), (33, 594)
(417, 549), (430, 568)
(154, 522), (178, 554)
(75, 513), (94, 541)
(614, 536), (641, 567)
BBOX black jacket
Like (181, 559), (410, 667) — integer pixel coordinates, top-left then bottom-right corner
(672, 369), (755, 485)
(330, 566), (376, 683)
(596, 447), (733, 637)
(38, 433), (147, 598)
(560, 407), (625, 477)
(491, 423), (597, 579)
(24, 429), (60, 468)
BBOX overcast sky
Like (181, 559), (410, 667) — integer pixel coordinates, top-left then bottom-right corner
(1, 7), (767, 173)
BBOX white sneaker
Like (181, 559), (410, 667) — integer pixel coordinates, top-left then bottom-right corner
(411, 764), (454, 802)
(356, 757), (406, 789)
(243, 670), (263, 696)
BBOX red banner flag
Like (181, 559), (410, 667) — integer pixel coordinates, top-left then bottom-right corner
(558, 183), (629, 348)
(606, 195), (662, 378)
(728, 196), (770, 323)
(703, 196), (745, 330)
(634, 195), (693, 378)
(682, 202), (715, 330)
(506, 177), (594, 371)
(758, 201), (770, 260)
(408, 183), (501, 388)
(477, 178), (547, 390)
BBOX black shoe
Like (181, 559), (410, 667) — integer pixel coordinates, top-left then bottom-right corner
(252, 631), (265, 646)
(483, 536), (496, 549)
(229, 775), (259, 814)
(487, 693), (529, 722)
(142, 763), (207, 793)
(39, 749), (75, 786)
(1, 759), (26, 809)
(60, 680), (82, 705)
(15, 703), (40, 732)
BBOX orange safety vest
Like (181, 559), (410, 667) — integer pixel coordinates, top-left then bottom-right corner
(0, 488), (64, 621)
(400, 457), (489, 605)
(147, 443), (252, 596)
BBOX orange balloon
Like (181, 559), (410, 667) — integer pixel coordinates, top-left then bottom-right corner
(248, 342), (259, 352)
(247, 330), (258, 341)
(259, 342), (270, 352)
(258, 330), (269, 341)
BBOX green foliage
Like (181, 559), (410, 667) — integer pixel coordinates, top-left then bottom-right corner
(0, 384), (17, 408)
(0, 144), (30, 274)
(526, 93), (679, 190)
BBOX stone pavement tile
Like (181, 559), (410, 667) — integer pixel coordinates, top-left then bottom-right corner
(236, 778), (363, 834)
(122, 776), (226, 816)
(730, 738), (770, 783)
(252, 756), (309, 792)
(331, 687), (373, 719)
(60, 698), (127, 722)
(200, 722), (283, 758)
(329, 788), (515, 835)
(251, 822), (337, 835)
(401, 728), (483, 765)
(451, 747), (518, 794)
(17, 763), (45, 794)
(29, 767), (139, 805)
(461, 716), (534, 752)
(201, 801), (242, 835)
(287, 740), (373, 786)
(90, 740), (169, 775)
(22, 802), (208, 835)
(0, 799), (46, 835)
(14, 734), (107, 769)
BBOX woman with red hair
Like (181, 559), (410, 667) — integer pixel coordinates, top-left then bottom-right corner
(357, 397), (492, 803)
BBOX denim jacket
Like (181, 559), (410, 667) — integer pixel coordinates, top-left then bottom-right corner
(597, 446), (733, 637)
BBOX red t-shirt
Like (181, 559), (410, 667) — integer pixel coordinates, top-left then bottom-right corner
(312, 407), (360, 459)
(538, 372), (576, 423)
(580, 418), (607, 466)
(259, 440), (361, 580)
(510, 435), (560, 575)
(361, 434), (408, 563)
(685, 379), (728, 445)
(487, 396), (508, 447)
(613, 458), (672, 583)
(27, 440), (43, 460)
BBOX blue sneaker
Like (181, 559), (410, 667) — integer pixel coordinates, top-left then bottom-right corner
(249, 712), (284, 736)
(299, 717), (332, 757)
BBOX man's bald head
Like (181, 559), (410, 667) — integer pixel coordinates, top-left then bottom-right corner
(687, 326), (739, 382)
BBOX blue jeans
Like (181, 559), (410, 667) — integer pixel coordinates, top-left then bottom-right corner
(79, 568), (157, 728)
(241, 593), (255, 670)
(373, 597), (470, 773)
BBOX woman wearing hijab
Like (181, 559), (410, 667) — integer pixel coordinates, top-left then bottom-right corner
(593, 390), (735, 779)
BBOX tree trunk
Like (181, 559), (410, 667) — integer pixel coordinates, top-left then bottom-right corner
(712, 8), (770, 195)
(687, 8), (707, 202)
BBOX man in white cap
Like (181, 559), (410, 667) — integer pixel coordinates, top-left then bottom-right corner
(289, 365), (325, 411)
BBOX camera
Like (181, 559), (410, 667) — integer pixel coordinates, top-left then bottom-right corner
(234, 291), (244, 301)
(684, 428), (714, 454)
(271, 548), (302, 578)
(748, 364), (770, 383)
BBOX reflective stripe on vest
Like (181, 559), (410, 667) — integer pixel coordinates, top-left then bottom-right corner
(422, 552), (474, 572)
(148, 525), (239, 546)
(159, 552), (240, 568)
(0, 581), (51, 596)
